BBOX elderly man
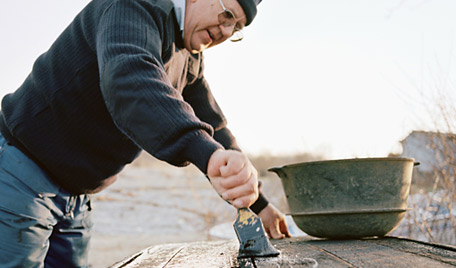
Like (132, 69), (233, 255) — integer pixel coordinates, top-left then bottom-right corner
(0, 0), (290, 266)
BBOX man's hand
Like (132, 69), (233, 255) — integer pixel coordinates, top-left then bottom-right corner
(258, 203), (291, 239)
(207, 149), (258, 208)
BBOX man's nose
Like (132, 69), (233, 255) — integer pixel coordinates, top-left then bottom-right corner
(220, 24), (235, 37)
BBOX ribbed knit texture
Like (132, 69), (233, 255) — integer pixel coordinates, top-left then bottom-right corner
(0, 0), (235, 194)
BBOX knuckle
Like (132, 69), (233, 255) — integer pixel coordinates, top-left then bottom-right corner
(223, 191), (232, 200)
(239, 168), (250, 181)
(247, 180), (256, 193)
(248, 175), (257, 188)
(222, 177), (239, 189)
(219, 180), (229, 188)
(232, 175), (244, 186)
(241, 198), (248, 207)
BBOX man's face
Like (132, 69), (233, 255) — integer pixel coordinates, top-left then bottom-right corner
(183, 0), (247, 54)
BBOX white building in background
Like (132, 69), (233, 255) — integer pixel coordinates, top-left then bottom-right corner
(400, 131), (456, 173)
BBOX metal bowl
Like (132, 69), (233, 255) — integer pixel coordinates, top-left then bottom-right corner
(269, 157), (415, 239)
(290, 208), (408, 239)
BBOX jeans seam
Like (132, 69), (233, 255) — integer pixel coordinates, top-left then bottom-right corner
(0, 139), (7, 155)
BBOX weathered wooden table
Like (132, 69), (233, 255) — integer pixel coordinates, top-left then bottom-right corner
(110, 236), (456, 267)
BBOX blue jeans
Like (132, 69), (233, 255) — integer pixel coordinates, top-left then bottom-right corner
(0, 133), (92, 268)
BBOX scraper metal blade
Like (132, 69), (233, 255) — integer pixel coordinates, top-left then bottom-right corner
(233, 207), (280, 259)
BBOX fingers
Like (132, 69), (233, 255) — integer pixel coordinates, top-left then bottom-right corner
(266, 216), (286, 239)
(232, 195), (257, 208)
(206, 149), (226, 177)
(269, 228), (285, 239)
(207, 150), (259, 208)
(219, 154), (245, 178)
(268, 217), (291, 239)
(280, 220), (292, 238)
(222, 163), (258, 208)
(222, 178), (258, 208)
(221, 176), (256, 200)
(259, 204), (291, 240)
(207, 149), (247, 177)
(219, 163), (254, 189)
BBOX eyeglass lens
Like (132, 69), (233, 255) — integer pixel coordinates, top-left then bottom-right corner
(218, 11), (235, 27)
(217, 1), (243, 42)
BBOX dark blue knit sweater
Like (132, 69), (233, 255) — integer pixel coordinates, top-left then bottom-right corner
(0, 0), (227, 192)
(0, 0), (268, 212)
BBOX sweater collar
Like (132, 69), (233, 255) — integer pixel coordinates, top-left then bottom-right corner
(170, 0), (185, 38)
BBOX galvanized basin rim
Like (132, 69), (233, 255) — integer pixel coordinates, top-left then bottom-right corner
(269, 157), (414, 171)
(289, 208), (410, 216)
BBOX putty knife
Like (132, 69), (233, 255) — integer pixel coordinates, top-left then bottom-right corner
(233, 207), (280, 258)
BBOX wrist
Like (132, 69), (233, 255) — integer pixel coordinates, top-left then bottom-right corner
(249, 192), (269, 214)
(182, 131), (223, 174)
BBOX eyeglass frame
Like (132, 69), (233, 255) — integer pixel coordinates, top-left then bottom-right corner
(218, 0), (244, 42)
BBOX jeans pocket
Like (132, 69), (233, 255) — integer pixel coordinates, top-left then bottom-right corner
(0, 144), (59, 197)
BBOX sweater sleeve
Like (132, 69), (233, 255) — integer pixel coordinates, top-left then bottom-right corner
(95, 0), (222, 173)
(182, 57), (242, 151)
(182, 60), (269, 213)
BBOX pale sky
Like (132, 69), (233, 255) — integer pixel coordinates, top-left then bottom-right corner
(1, 0), (456, 159)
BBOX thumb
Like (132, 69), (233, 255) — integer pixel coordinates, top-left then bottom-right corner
(219, 152), (245, 177)
(207, 149), (226, 177)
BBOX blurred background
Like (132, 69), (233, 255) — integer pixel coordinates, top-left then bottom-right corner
(1, 0), (456, 267)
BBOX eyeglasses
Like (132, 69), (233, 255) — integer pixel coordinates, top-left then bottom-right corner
(218, 0), (244, 42)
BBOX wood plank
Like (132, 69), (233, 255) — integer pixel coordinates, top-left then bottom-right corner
(307, 238), (456, 268)
(111, 236), (456, 267)
(110, 243), (185, 267)
(110, 241), (238, 268)
(162, 240), (236, 267)
(367, 236), (456, 266)
(252, 238), (353, 268)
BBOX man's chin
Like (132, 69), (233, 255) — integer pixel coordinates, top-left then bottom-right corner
(188, 43), (211, 54)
